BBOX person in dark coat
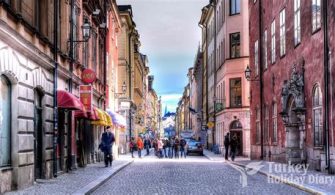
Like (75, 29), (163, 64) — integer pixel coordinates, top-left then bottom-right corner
(100, 126), (115, 167)
(230, 134), (238, 161)
(179, 138), (187, 158)
(174, 137), (180, 159)
(144, 137), (151, 156)
(224, 132), (230, 160)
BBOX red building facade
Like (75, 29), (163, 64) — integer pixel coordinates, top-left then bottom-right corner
(249, 0), (334, 172)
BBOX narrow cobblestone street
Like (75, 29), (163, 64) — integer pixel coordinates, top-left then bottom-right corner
(92, 154), (309, 195)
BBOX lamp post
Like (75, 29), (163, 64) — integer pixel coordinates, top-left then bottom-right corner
(68, 0), (91, 171)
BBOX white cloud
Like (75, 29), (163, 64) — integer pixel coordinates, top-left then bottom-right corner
(161, 94), (182, 101)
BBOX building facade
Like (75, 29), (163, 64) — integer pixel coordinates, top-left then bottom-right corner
(249, 0), (334, 172)
(214, 0), (250, 156)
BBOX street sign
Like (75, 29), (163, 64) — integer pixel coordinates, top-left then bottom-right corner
(79, 85), (93, 112)
(120, 101), (131, 110)
(81, 68), (96, 84)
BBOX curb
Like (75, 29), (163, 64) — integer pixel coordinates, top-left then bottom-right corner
(72, 160), (134, 195)
(230, 161), (325, 195)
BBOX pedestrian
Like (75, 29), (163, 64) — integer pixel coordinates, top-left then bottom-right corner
(99, 126), (115, 167)
(169, 137), (175, 158)
(137, 137), (144, 158)
(144, 137), (151, 156)
(166, 138), (171, 158)
(179, 138), (187, 158)
(157, 138), (164, 158)
(230, 134), (238, 161)
(153, 138), (158, 156)
(129, 137), (137, 158)
(174, 137), (180, 159)
(162, 139), (168, 158)
(224, 132), (230, 160)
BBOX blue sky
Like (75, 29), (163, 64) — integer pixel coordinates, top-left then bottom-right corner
(117, 0), (208, 113)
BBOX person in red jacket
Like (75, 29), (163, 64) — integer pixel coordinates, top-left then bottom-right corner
(137, 137), (144, 158)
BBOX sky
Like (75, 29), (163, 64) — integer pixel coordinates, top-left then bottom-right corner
(117, 0), (208, 113)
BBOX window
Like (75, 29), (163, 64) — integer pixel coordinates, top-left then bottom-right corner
(0, 76), (11, 167)
(280, 9), (286, 56)
(312, 0), (321, 32)
(294, 0), (301, 45)
(272, 103), (278, 143)
(264, 105), (269, 143)
(264, 30), (268, 69)
(230, 0), (240, 15)
(255, 40), (259, 76)
(230, 32), (240, 58)
(256, 108), (261, 144)
(230, 78), (242, 107)
(271, 20), (276, 63)
(313, 86), (323, 146)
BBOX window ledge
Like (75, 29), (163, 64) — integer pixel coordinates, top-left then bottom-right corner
(0, 166), (13, 172)
(314, 146), (323, 150)
(312, 28), (321, 35)
(294, 42), (301, 49)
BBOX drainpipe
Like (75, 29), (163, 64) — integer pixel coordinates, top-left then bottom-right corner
(53, 0), (59, 177)
(68, 0), (74, 171)
(212, 0), (217, 146)
(103, 0), (107, 111)
(259, 0), (264, 160)
(128, 31), (132, 139)
(323, 0), (331, 173)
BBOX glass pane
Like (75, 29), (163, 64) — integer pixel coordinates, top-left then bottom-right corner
(0, 76), (11, 166)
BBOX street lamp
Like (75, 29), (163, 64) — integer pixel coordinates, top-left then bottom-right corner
(245, 65), (251, 81)
(82, 18), (91, 41)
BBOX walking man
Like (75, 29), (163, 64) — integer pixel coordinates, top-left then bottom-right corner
(100, 126), (115, 167)
(129, 137), (137, 158)
(144, 137), (151, 156)
(180, 138), (187, 158)
(230, 134), (238, 161)
(137, 137), (144, 158)
(224, 132), (230, 160)
(174, 137), (180, 159)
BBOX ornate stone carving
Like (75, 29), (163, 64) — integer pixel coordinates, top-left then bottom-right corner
(281, 65), (305, 115)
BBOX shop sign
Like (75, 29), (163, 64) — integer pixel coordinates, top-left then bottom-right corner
(120, 101), (131, 110)
(207, 121), (215, 129)
(81, 68), (96, 84)
(80, 85), (93, 112)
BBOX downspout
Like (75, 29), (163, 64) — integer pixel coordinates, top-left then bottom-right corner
(323, 0), (331, 173)
(212, 0), (217, 146)
(128, 31), (132, 139)
(53, 0), (59, 177)
(103, 0), (107, 111)
(68, 0), (74, 171)
(259, 0), (264, 160)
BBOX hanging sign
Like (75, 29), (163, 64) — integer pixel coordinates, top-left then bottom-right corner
(81, 68), (96, 84)
(80, 85), (93, 112)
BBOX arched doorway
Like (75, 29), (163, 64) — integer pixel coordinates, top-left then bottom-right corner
(34, 89), (44, 179)
(286, 96), (302, 164)
(230, 120), (243, 156)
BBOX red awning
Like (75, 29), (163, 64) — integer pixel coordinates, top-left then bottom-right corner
(57, 90), (84, 111)
(74, 107), (99, 120)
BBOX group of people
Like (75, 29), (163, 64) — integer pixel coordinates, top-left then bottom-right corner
(128, 136), (188, 159)
(224, 132), (238, 161)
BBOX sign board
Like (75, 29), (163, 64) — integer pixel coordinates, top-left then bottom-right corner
(79, 85), (93, 112)
(120, 101), (131, 110)
(207, 121), (215, 129)
(81, 68), (96, 84)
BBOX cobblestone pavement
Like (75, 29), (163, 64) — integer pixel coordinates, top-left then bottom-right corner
(93, 155), (309, 195)
(5, 159), (131, 195)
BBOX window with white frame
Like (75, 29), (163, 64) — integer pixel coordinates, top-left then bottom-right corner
(313, 85), (323, 146)
(272, 103), (278, 143)
(264, 30), (268, 69)
(256, 108), (261, 144)
(271, 20), (276, 63)
(255, 40), (259, 76)
(0, 75), (11, 167)
(280, 9), (286, 56)
(294, 0), (301, 45)
(312, 0), (321, 32)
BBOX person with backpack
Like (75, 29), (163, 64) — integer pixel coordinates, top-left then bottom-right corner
(100, 126), (115, 167)
(224, 132), (230, 160)
(129, 137), (137, 158)
(179, 138), (187, 158)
